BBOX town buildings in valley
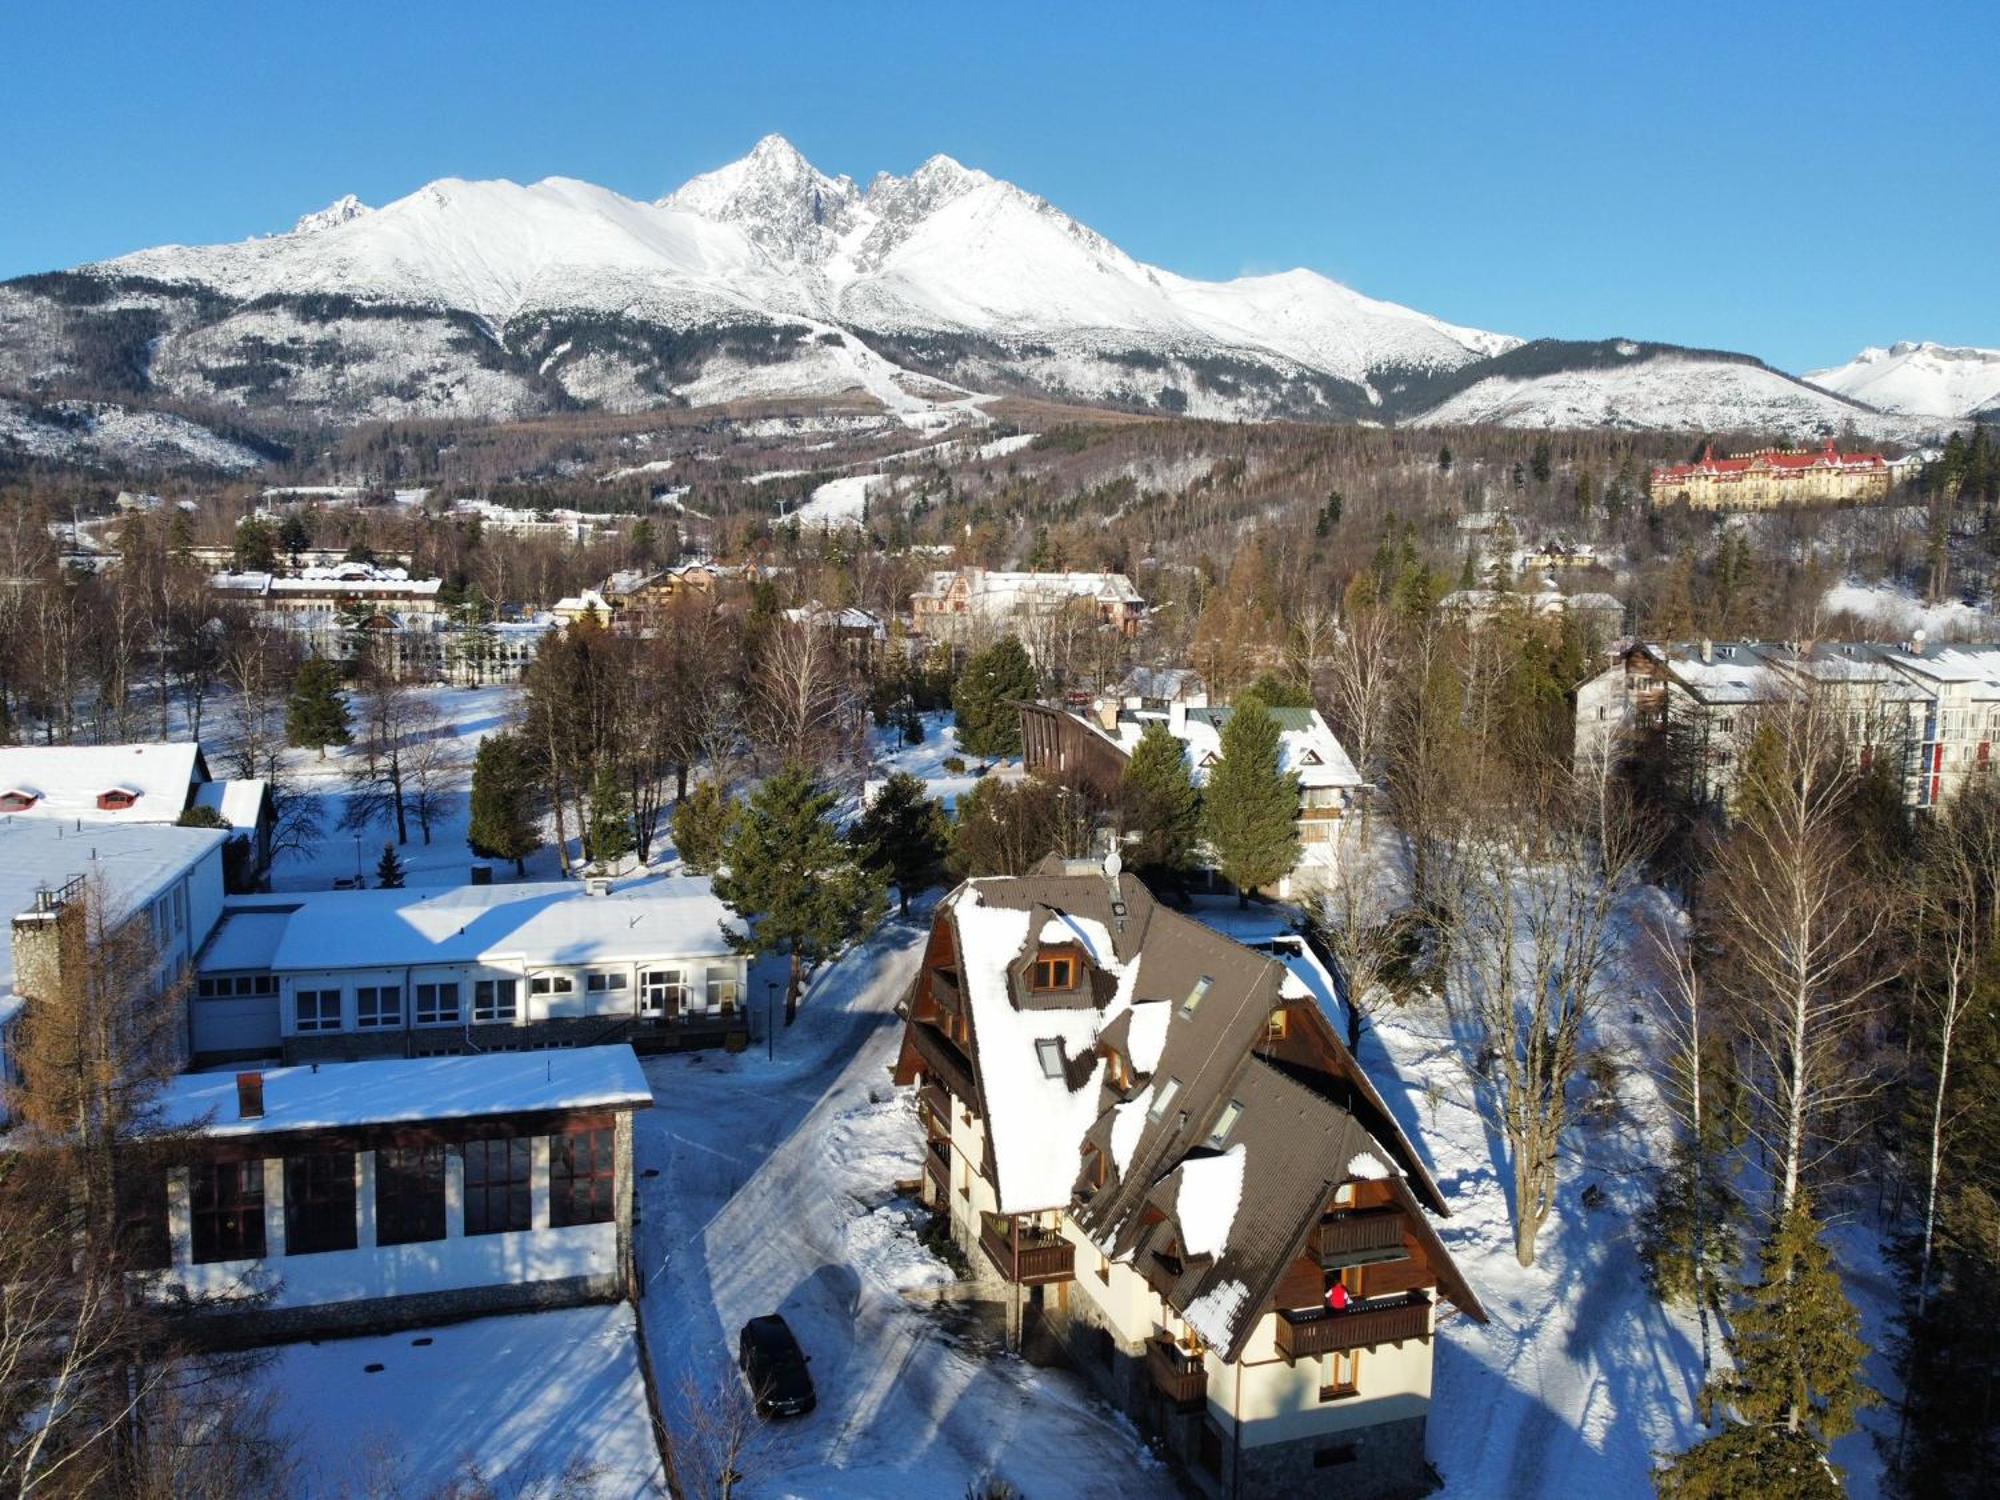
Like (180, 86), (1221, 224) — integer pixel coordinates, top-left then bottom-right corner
(892, 866), (1483, 1499)
(191, 876), (749, 1065)
(1648, 439), (1902, 510)
(132, 1046), (649, 1341)
(211, 562), (445, 616)
(1572, 636), (2000, 807)
(1020, 697), (1365, 895)
(912, 567), (1145, 642)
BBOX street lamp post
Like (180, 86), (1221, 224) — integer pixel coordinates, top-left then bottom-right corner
(766, 981), (777, 1062)
(352, 833), (363, 886)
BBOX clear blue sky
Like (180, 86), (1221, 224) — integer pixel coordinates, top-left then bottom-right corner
(4, 1), (1993, 372)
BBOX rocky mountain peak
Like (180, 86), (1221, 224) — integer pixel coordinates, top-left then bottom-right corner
(290, 193), (371, 235)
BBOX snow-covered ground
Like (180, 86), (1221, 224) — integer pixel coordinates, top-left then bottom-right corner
(267, 684), (567, 890)
(1821, 580), (1992, 641)
(868, 712), (1016, 814)
(259, 1303), (665, 1497)
(635, 913), (1171, 1500)
(786, 473), (882, 529)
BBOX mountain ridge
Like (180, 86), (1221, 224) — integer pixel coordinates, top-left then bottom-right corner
(0, 136), (1969, 445)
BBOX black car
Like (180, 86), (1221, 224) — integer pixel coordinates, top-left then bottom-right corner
(738, 1314), (816, 1418)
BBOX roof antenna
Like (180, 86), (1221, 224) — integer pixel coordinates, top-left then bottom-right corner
(1103, 848), (1127, 935)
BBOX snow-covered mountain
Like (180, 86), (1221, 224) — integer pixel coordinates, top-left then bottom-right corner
(1805, 341), (2000, 421)
(1407, 339), (1926, 439)
(0, 135), (1969, 442)
(0, 136), (1524, 430)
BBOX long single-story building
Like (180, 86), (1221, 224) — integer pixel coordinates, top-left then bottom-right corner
(131, 1046), (650, 1342)
(192, 876), (749, 1065)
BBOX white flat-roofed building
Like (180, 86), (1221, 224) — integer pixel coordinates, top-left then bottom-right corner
(130, 1045), (651, 1340)
(192, 876), (749, 1064)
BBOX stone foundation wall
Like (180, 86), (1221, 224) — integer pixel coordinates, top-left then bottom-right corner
(180, 1271), (623, 1350)
(1234, 1412), (1432, 1500)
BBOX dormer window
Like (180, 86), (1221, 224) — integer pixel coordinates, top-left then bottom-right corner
(1180, 976), (1213, 1019)
(1031, 951), (1076, 991)
(0, 789), (38, 813)
(97, 787), (139, 811)
(1035, 1038), (1065, 1079)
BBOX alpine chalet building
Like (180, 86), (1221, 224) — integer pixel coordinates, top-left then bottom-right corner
(893, 864), (1483, 1499)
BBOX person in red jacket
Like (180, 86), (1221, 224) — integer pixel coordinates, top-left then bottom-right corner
(1326, 1280), (1350, 1312)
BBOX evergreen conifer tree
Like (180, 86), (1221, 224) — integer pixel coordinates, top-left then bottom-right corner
(952, 637), (1038, 759)
(853, 771), (950, 916)
(467, 731), (542, 877)
(1120, 722), (1202, 886)
(714, 765), (887, 1023)
(1201, 699), (1301, 904)
(672, 781), (737, 875)
(285, 658), (351, 758)
(1660, 1194), (1868, 1496)
(374, 843), (405, 889)
(585, 763), (635, 868)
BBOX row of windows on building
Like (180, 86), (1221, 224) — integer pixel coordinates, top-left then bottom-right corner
(197, 969), (741, 1032)
(129, 1127), (617, 1268)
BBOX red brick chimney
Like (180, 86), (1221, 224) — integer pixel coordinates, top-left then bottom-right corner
(235, 1071), (264, 1120)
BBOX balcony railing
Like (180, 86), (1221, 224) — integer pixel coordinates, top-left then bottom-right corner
(919, 1084), (952, 1131)
(923, 1137), (952, 1198)
(1145, 1337), (1208, 1411)
(1312, 1209), (1410, 1269)
(1275, 1295), (1431, 1362)
(979, 1214), (1075, 1285)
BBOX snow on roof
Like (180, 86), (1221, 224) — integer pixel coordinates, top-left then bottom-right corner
(951, 886), (1109, 1214)
(191, 778), (267, 831)
(153, 1044), (651, 1138)
(1122, 705), (1362, 790)
(1125, 1000), (1172, 1076)
(1174, 1144), (1246, 1259)
(1181, 1278), (1251, 1351)
(198, 906), (295, 973)
(1110, 1086), (1152, 1176)
(0, 742), (201, 822)
(1348, 1150), (1391, 1180)
(261, 876), (740, 973)
(0, 819), (224, 992)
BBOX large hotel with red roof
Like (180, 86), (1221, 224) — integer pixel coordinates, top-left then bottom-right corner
(1651, 438), (1897, 509)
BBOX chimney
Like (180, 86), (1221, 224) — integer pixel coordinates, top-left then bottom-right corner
(1168, 700), (1189, 737)
(235, 1071), (264, 1120)
(1911, 628), (1927, 655)
(1699, 638), (1713, 665)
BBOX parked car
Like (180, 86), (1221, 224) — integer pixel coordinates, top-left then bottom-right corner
(738, 1314), (815, 1417)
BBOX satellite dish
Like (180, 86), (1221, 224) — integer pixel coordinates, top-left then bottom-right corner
(1104, 849), (1123, 880)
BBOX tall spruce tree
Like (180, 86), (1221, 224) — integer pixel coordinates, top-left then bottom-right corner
(1659, 1194), (1868, 1496)
(853, 771), (950, 916)
(285, 658), (350, 758)
(467, 732), (542, 877)
(374, 843), (406, 889)
(714, 765), (886, 1023)
(1120, 721), (1202, 886)
(952, 637), (1038, 759)
(585, 763), (635, 868)
(1201, 699), (1300, 904)
(672, 781), (737, 876)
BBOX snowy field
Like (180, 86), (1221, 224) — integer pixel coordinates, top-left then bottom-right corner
(1821, 580), (1993, 641)
(635, 913), (1172, 1500)
(868, 712), (1015, 814)
(259, 1303), (665, 1497)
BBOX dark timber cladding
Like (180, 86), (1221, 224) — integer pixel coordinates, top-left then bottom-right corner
(1019, 702), (1129, 804)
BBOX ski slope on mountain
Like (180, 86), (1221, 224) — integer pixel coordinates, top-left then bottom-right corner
(1807, 341), (2000, 420)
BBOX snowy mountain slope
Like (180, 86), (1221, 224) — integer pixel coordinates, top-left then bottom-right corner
(1410, 340), (1928, 438)
(1806, 341), (2000, 420)
(0, 135), (1965, 438)
(0, 395), (269, 471)
(0, 136), (1522, 428)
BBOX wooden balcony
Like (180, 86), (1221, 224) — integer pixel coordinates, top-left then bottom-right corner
(1312, 1209), (1410, 1269)
(908, 1020), (977, 1104)
(923, 1136), (952, 1199)
(1275, 1295), (1431, 1362)
(918, 1083), (952, 1132)
(1145, 1337), (1208, 1412)
(979, 1214), (1075, 1285)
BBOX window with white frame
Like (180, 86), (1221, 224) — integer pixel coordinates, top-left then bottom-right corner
(529, 974), (574, 997)
(585, 971), (630, 995)
(295, 988), (341, 1032)
(356, 985), (402, 1028)
(414, 981), (460, 1024)
(473, 978), (518, 1022)
(640, 969), (686, 1014)
(706, 969), (739, 1012)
